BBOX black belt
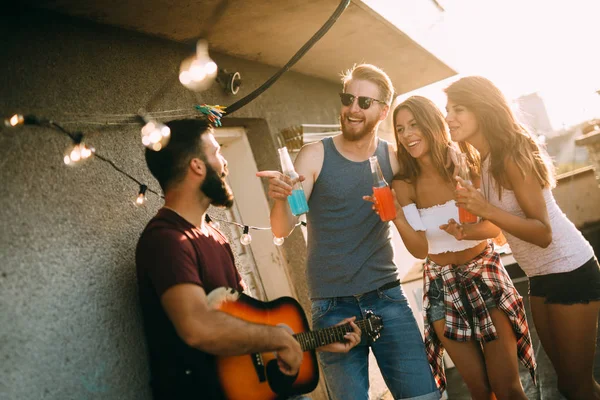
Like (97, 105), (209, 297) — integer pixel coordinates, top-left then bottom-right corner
(359, 279), (400, 297)
(377, 279), (401, 292)
(322, 280), (402, 300)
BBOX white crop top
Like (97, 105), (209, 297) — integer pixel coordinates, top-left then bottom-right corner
(404, 200), (485, 255)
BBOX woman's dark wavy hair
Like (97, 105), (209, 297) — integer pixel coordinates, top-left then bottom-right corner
(445, 76), (555, 197)
(393, 95), (479, 183)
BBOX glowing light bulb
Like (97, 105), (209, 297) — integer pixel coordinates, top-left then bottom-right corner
(179, 40), (218, 92)
(141, 121), (155, 135)
(5, 114), (24, 127)
(136, 185), (148, 206)
(141, 119), (170, 151)
(240, 226), (252, 246)
(64, 142), (93, 166)
(70, 148), (81, 162)
(205, 61), (218, 75)
(81, 147), (92, 159)
(240, 233), (252, 246)
(190, 61), (207, 82)
(273, 236), (285, 246)
(179, 70), (192, 85)
(149, 130), (162, 144)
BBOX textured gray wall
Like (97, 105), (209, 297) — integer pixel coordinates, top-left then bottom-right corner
(0, 7), (340, 399)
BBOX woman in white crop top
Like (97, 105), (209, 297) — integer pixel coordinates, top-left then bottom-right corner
(445, 76), (600, 400)
(366, 96), (535, 399)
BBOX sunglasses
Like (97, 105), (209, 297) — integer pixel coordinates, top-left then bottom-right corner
(339, 93), (387, 110)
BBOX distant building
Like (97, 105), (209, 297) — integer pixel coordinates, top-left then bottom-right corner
(546, 119), (599, 174)
(512, 92), (597, 174)
(514, 92), (554, 137)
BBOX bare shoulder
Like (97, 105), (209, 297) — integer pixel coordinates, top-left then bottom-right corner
(503, 155), (534, 186)
(503, 156), (523, 178)
(391, 179), (416, 207)
(295, 141), (324, 180)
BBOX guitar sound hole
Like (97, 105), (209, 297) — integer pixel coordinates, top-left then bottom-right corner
(265, 359), (298, 396)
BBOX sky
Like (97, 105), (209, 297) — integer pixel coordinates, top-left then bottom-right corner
(364, 0), (600, 130)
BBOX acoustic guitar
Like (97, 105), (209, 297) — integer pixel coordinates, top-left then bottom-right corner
(207, 287), (384, 400)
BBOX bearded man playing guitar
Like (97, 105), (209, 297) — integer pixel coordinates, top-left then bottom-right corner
(136, 119), (361, 400)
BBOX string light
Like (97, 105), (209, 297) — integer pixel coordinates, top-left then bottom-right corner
(3, 114), (40, 128)
(5, 113), (307, 243)
(63, 132), (94, 166)
(138, 110), (171, 151)
(2, 0), (349, 239)
(240, 226), (252, 246)
(179, 40), (218, 92)
(136, 184), (148, 206)
(5, 114), (24, 127)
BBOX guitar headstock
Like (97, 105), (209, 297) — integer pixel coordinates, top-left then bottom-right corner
(363, 311), (384, 342)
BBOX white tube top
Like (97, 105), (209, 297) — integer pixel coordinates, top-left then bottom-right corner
(418, 200), (486, 255)
(481, 157), (594, 276)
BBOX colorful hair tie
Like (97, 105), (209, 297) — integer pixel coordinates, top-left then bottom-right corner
(194, 104), (226, 127)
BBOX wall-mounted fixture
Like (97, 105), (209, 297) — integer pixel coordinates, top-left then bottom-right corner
(217, 69), (242, 95)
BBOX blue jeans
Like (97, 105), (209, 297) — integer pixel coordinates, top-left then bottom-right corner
(311, 284), (440, 400)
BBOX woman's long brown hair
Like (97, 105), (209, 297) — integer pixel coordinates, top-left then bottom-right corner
(445, 76), (555, 197)
(393, 96), (479, 184)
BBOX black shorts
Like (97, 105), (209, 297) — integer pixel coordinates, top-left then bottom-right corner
(529, 256), (600, 304)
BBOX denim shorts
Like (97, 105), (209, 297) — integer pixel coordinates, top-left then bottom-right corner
(529, 256), (600, 304)
(427, 276), (496, 323)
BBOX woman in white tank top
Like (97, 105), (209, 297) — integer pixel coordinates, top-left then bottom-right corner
(366, 96), (536, 399)
(445, 76), (600, 400)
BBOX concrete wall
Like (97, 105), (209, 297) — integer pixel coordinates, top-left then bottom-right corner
(553, 166), (600, 229)
(0, 7), (341, 399)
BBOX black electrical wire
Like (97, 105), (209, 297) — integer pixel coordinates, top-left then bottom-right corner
(224, 0), (351, 115)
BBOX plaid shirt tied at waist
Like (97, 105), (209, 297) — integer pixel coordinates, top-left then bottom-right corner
(423, 244), (536, 392)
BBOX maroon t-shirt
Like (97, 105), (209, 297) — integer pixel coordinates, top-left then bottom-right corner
(136, 208), (243, 400)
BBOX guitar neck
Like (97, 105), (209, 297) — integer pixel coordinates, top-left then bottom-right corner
(293, 319), (370, 351)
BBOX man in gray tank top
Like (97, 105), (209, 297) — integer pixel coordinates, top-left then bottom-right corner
(258, 64), (440, 400)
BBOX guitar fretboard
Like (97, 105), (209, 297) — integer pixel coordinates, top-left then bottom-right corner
(293, 320), (372, 351)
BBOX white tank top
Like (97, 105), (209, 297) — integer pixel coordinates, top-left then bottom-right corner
(481, 157), (594, 276)
(418, 200), (485, 255)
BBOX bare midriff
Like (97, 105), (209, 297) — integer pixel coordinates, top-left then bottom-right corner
(427, 241), (488, 267)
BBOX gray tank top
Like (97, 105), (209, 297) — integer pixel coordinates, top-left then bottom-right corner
(306, 137), (398, 298)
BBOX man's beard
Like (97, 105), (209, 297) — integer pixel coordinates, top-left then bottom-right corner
(201, 164), (234, 208)
(340, 114), (379, 142)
